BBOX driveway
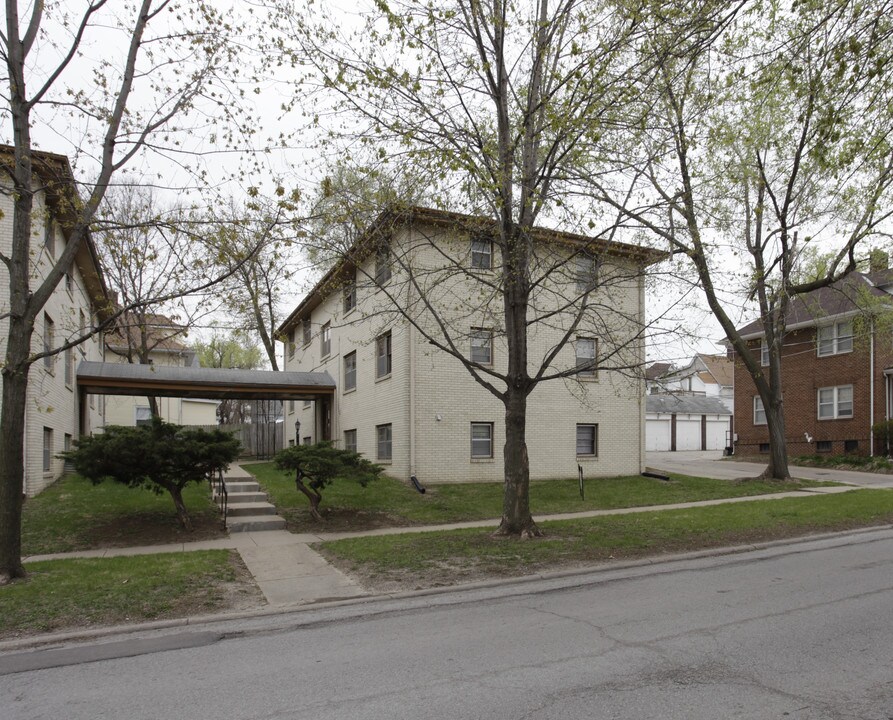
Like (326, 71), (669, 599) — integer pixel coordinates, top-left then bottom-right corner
(646, 450), (893, 488)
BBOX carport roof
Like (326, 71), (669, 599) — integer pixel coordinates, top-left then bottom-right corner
(77, 361), (336, 401)
(646, 394), (732, 415)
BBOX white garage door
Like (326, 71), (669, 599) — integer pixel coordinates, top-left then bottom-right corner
(705, 416), (731, 450)
(676, 417), (702, 451)
(646, 417), (671, 452)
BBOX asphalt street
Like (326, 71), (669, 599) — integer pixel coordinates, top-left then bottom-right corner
(3, 528), (893, 719)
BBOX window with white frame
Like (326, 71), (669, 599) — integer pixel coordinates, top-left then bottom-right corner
(135, 406), (153, 426)
(575, 337), (597, 377)
(375, 243), (392, 285)
(320, 322), (331, 358)
(343, 272), (357, 313)
(344, 429), (357, 454)
(471, 236), (492, 270)
(470, 328), (492, 365)
(817, 320), (853, 356)
(376, 424), (392, 460)
(760, 339), (769, 367)
(575, 250), (599, 293)
(43, 313), (54, 373)
(818, 385), (853, 419)
(302, 318), (311, 346)
(470, 422), (493, 458)
(376, 331), (392, 378)
(753, 396), (767, 425)
(576, 424), (598, 456)
(43, 427), (53, 472)
(344, 351), (357, 391)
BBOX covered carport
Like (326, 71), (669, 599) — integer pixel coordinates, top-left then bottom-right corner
(76, 361), (336, 443)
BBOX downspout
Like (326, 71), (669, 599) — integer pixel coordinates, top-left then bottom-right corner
(639, 273), (646, 472)
(870, 318), (875, 455)
(408, 226), (417, 477)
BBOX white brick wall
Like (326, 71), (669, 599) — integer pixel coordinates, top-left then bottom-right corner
(283, 218), (648, 483)
(0, 187), (106, 495)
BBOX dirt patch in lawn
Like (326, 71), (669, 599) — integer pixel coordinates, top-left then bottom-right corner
(281, 508), (418, 534)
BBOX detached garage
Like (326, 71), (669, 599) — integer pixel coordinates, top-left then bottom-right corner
(646, 395), (733, 452)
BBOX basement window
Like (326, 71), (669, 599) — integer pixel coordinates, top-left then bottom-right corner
(816, 440), (833, 453)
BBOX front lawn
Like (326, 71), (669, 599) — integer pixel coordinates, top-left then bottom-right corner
(0, 550), (263, 639)
(248, 462), (832, 532)
(318, 488), (893, 591)
(22, 474), (225, 556)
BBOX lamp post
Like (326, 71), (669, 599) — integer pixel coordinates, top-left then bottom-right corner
(295, 418), (301, 445)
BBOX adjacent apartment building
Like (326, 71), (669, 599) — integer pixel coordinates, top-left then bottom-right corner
(103, 312), (218, 427)
(278, 207), (664, 483)
(732, 260), (893, 457)
(0, 148), (108, 495)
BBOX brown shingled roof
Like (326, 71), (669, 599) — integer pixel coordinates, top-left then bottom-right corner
(699, 354), (734, 386)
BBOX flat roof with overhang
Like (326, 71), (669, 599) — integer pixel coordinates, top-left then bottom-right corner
(76, 361), (336, 401)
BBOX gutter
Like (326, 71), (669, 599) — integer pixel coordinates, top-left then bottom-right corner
(871, 319), (875, 455)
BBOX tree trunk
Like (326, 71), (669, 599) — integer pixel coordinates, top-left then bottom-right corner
(295, 471), (323, 521)
(0, 360), (30, 583)
(148, 395), (160, 419)
(762, 402), (790, 480)
(495, 389), (541, 537)
(168, 485), (193, 531)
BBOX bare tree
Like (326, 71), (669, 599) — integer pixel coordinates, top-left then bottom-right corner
(0, 0), (265, 582)
(285, 0), (674, 536)
(589, 0), (893, 478)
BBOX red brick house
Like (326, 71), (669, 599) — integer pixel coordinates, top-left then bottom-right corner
(732, 263), (893, 457)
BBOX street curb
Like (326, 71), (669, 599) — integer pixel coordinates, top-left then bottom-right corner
(3, 522), (892, 654)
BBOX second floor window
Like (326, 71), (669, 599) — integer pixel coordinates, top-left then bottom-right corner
(376, 331), (392, 378)
(760, 339), (769, 367)
(320, 322), (331, 358)
(575, 337), (596, 377)
(302, 318), (312, 346)
(288, 328), (296, 360)
(344, 350), (357, 391)
(471, 236), (492, 269)
(817, 320), (853, 356)
(470, 328), (492, 365)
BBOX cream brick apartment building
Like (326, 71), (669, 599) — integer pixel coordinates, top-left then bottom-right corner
(0, 149), (108, 495)
(278, 207), (663, 483)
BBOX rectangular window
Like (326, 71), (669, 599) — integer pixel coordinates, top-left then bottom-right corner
(376, 331), (392, 378)
(753, 396), (766, 425)
(44, 216), (55, 258)
(818, 385), (853, 419)
(65, 272), (73, 294)
(471, 236), (492, 270)
(471, 422), (493, 458)
(288, 400), (295, 412)
(303, 436), (312, 446)
(375, 243), (392, 285)
(43, 313), (54, 373)
(817, 320), (853, 357)
(43, 427), (53, 472)
(575, 337), (596, 377)
(575, 251), (599, 293)
(844, 439), (859, 454)
(302, 318), (312, 346)
(759, 443), (770, 453)
(344, 350), (357, 391)
(816, 440), (833, 453)
(288, 328), (296, 360)
(470, 328), (492, 365)
(376, 424), (392, 460)
(320, 322), (331, 358)
(64, 347), (73, 387)
(135, 406), (153, 426)
(343, 273), (357, 313)
(576, 424), (598, 456)
(344, 429), (357, 454)
(760, 339), (769, 367)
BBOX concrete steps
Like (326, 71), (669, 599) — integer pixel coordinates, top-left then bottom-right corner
(216, 465), (287, 533)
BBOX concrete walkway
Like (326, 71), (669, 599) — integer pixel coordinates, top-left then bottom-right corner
(22, 472), (862, 609)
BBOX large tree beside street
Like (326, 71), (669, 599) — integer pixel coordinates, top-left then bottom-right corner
(285, 0), (682, 536)
(0, 0), (265, 583)
(590, 0), (893, 478)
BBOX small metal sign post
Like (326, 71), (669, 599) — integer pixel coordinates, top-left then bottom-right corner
(578, 464), (584, 500)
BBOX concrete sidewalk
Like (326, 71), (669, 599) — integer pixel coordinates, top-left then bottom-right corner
(23, 482), (859, 608)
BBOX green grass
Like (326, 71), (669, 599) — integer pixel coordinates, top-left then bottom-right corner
(318, 488), (893, 589)
(22, 474), (225, 556)
(0, 550), (262, 639)
(248, 461), (831, 531)
(792, 454), (893, 472)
